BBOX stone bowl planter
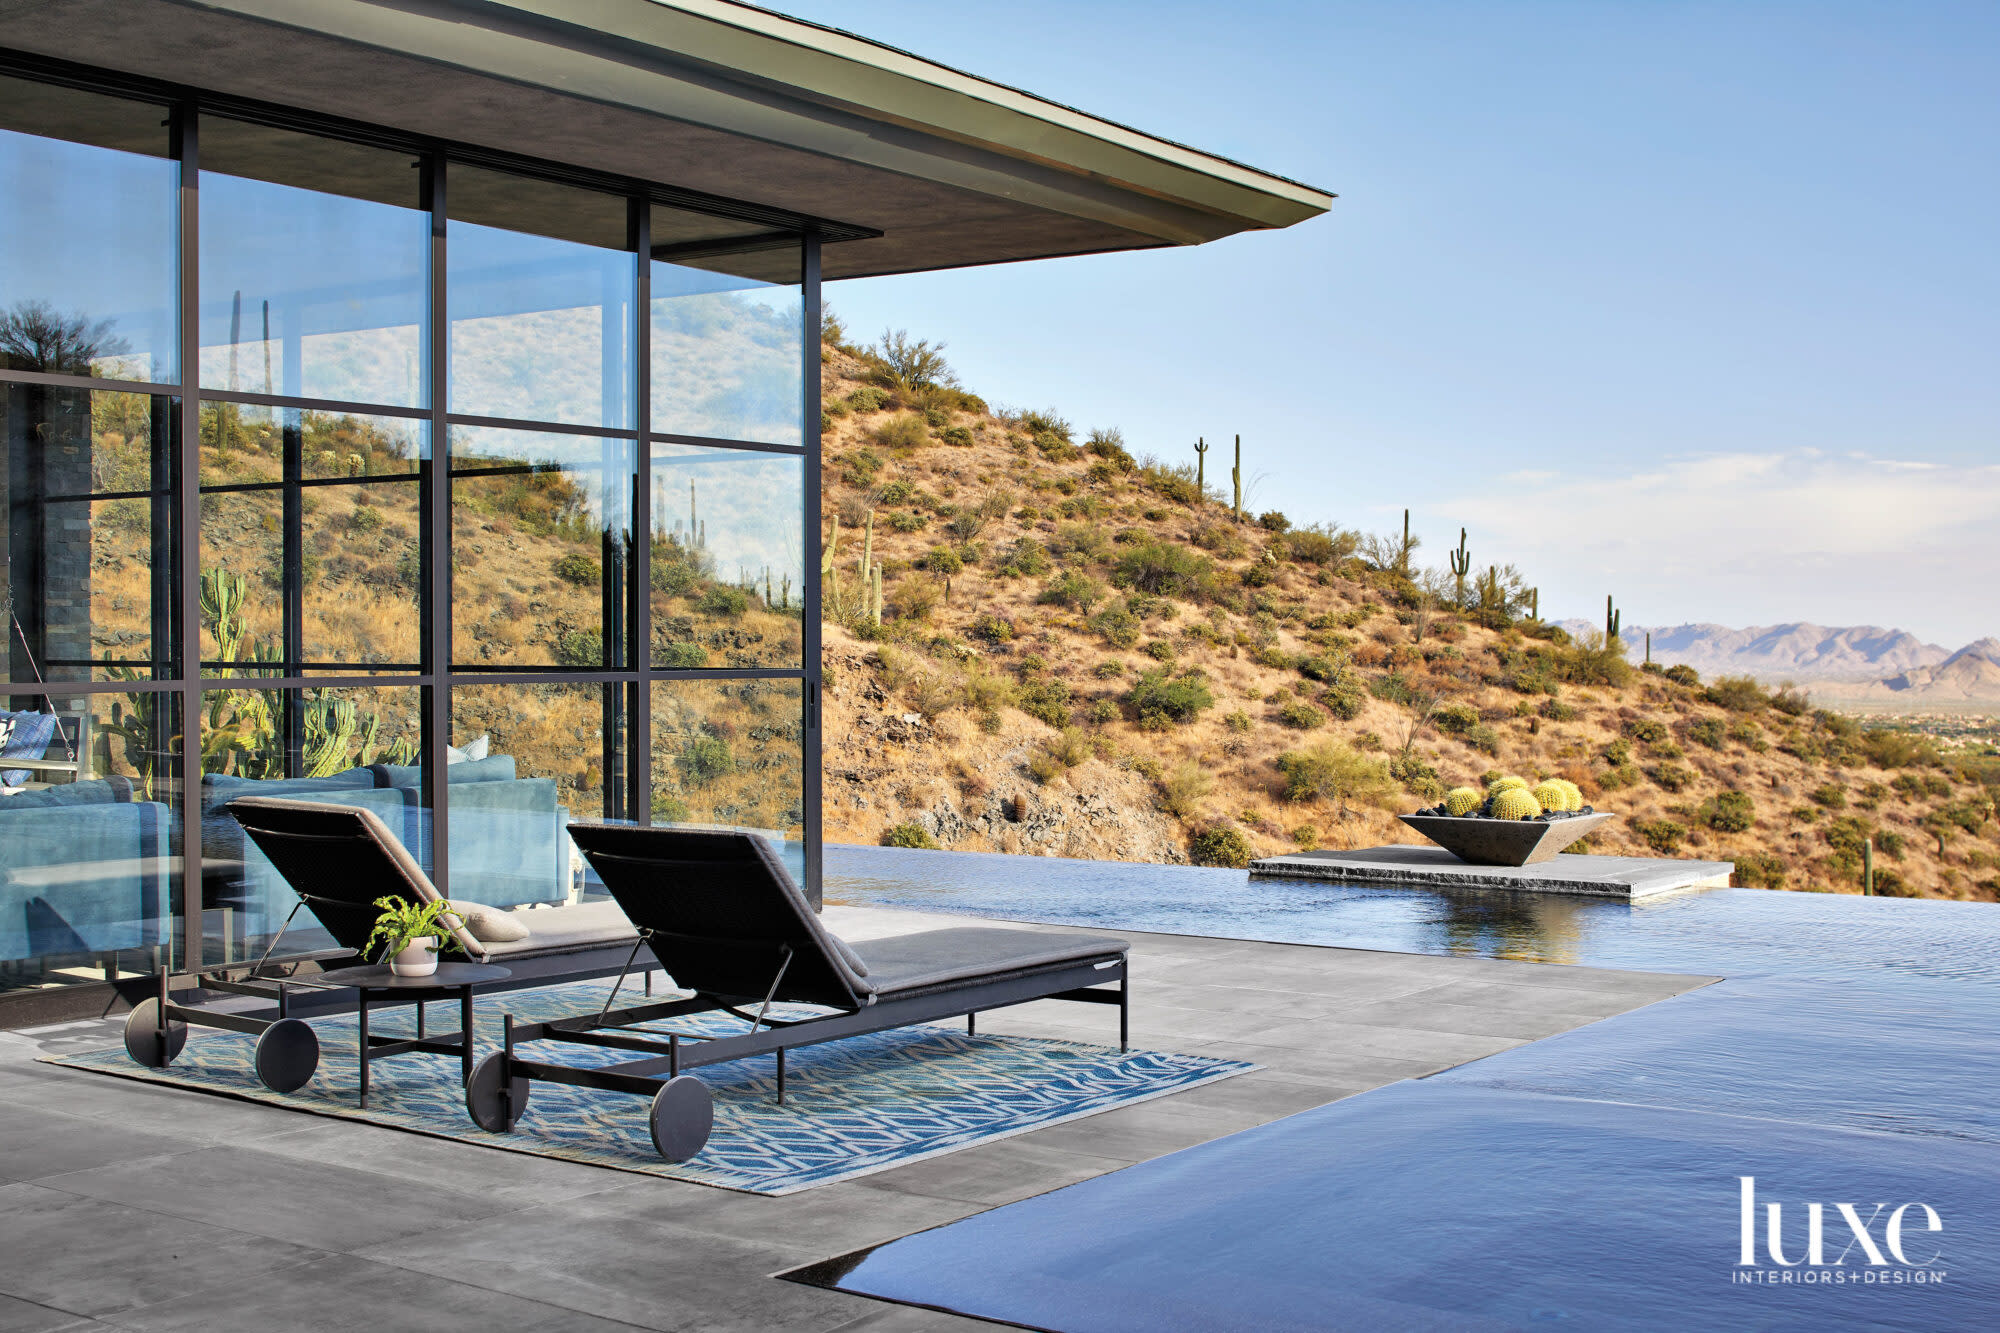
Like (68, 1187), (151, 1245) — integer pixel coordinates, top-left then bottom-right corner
(1398, 812), (1617, 867)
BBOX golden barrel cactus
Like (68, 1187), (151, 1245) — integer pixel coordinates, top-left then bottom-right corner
(1491, 788), (1542, 821)
(1487, 775), (1531, 797)
(1530, 781), (1568, 812)
(1555, 779), (1585, 811)
(1444, 786), (1484, 817)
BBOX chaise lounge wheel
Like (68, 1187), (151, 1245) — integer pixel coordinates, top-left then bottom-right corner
(253, 1018), (319, 1093)
(123, 998), (186, 1069)
(649, 1075), (713, 1162)
(466, 1052), (529, 1133)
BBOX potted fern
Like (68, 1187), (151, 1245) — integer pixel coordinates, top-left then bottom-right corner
(366, 896), (464, 977)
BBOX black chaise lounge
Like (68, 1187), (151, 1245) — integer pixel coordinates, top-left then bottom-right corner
(465, 822), (1131, 1162)
(122, 797), (642, 1092)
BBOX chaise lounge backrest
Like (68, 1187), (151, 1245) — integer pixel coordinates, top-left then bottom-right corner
(227, 796), (485, 962)
(567, 823), (867, 1010)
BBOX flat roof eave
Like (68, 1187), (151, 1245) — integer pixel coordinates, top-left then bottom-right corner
(0, 0), (1331, 277)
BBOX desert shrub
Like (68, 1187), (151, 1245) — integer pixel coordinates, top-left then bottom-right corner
(1705, 675), (1769, 711)
(1038, 569), (1107, 612)
(552, 628), (603, 667)
(994, 537), (1052, 578)
(1624, 717), (1669, 744)
(1015, 678), (1074, 729)
(1603, 737), (1634, 766)
(1240, 560), (1275, 589)
(881, 822), (938, 849)
(846, 385), (888, 412)
(1770, 685), (1812, 717)
(652, 793), (691, 822)
(656, 639), (708, 669)
(1093, 659), (1127, 679)
(1733, 851), (1788, 888)
(1635, 819), (1687, 854)
(1729, 718), (1767, 751)
(1089, 602), (1141, 647)
(1539, 698), (1579, 723)
(940, 425), (973, 447)
(1224, 709), (1253, 733)
(554, 552), (601, 586)
(1046, 727), (1095, 768)
(969, 612), (1015, 644)
(1128, 669), (1215, 728)
(1599, 763), (1642, 791)
(679, 735), (735, 787)
(349, 503), (383, 532)
(1280, 526), (1353, 566)
(1648, 763), (1697, 793)
(1277, 698), (1325, 730)
(1664, 663), (1700, 687)
(1112, 540), (1216, 601)
(1877, 829), (1908, 859)
(892, 577), (942, 623)
(872, 413), (929, 450)
(1157, 762), (1214, 820)
(1141, 639), (1175, 663)
(1687, 717), (1727, 749)
(1860, 728), (1940, 769)
(1701, 789), (1757, 833)
(1050, 522), (1110, 560)
(1463, 724), (1502, 756)
(1432, 702), (1481, 735)
(1389, 751), (1445, 800)
(840, 448), (883, 486)
(900, 667), (966, 722)
(1188, 826), (1254, 869)
(1258, 511), (1291, 532)
(1142, 460), (1204, 506)
(1321, 681), (1366, 721)
(1809, 782), (1847, 809)
(1295, 652), (1350, 684)
(887, 509), (929, 533)
(699, 584), (750, 617)
(1276, 742), (1398, 815)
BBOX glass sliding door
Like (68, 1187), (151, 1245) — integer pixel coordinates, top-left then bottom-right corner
(0, 60), (824, 1017)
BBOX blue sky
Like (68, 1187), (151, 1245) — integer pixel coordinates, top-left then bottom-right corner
(785, 0), (2000, 647)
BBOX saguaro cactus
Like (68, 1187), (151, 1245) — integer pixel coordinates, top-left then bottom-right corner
(1449, 528), (1471, 606)
(199, 568), (251, 665)
(1193, 437), (1208, 496)
(1606, 595), (1621, 643)
(1528, 587), (1540, 620)
(1231, 434), (1243, 522)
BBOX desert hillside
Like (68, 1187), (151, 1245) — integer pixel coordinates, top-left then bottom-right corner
(815, 322), (2000, 901)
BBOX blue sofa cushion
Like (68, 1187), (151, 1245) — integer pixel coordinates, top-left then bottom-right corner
(0, 799), (173, 961)
(0, 777), (128, 809)
(201, 767), (378, 863)
(1, 709), (58, 788)
(370, 756), (516, 788)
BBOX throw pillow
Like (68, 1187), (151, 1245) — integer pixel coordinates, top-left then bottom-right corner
(453, 904), (530, 942)
(446, 733), (491, 765)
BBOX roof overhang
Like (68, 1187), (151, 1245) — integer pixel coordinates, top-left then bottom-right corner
(0, 0), (1332, 278)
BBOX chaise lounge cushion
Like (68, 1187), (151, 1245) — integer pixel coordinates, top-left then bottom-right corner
(453, 903), (529, 943)
(476, 900), (636, 958)
(848, 927), (1127, 999)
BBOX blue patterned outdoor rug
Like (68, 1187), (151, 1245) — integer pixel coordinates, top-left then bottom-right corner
(47, 980), (1253, 1194)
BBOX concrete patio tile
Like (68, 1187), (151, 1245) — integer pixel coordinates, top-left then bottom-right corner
(0, 1064), (310, 1144)
(860, 1136), (1134, 1207)
(824, 1302), (997, 1331)
(0, 1106), (207, 1183)
(95, 1252), (641, 1333)
(1328, 996), (1625, 1041)
(0, 1184), (321, 1319)
(42, 1143), (516, 1253)
(0, 1293), (107, 1333)
(356, 1207), (873, 1333)
(251, 1119), (631, 1208)
(1397, 976), (1703, 1016)
(562, 1177), (981, 1254)
(1225, 1019), (1523, 1065)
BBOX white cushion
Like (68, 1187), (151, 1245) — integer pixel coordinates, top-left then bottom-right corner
(454, 904), (529, 942)
(446, 733), (490, 764)
(479, 899), (638, 957)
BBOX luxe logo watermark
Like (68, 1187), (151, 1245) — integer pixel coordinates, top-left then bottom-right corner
(1735, 1177), (1947, 1285)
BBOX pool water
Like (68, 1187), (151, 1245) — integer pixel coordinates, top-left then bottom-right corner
(809, 845), (2000, 1330)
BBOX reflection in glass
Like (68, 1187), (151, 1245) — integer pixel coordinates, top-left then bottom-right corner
(451, 426), (633, 669)
(199, 403), (425, 673)
(0, 77), (177, 383)
(199, 685), (425, 964)
(199, 119), (428, 407)
(450, 681), (627, 907)
(650, 444), (803, 668)
(651, 260), (802, 446)
(651, 678), (803, 882)
(3, 385), (178, 683)
(0, 690), (183, 991)
(448, 167), (634, 429)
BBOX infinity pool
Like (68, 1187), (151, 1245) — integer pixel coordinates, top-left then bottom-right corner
(813, 845), (2000, 1330)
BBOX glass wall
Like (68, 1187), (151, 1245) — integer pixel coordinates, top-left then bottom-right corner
(0, 63), (818, 1009)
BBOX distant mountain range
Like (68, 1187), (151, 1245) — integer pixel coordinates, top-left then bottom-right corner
(1552, 620), (2000, 707)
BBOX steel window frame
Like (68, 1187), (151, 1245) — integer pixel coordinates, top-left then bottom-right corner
(0, 55), (829, 1024)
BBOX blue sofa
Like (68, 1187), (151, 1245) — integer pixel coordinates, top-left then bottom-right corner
(204, 756), (570, 953)
(0, 779), (175, 966)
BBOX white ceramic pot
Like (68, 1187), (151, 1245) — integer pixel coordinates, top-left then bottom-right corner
(390, 937), (438, 977)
